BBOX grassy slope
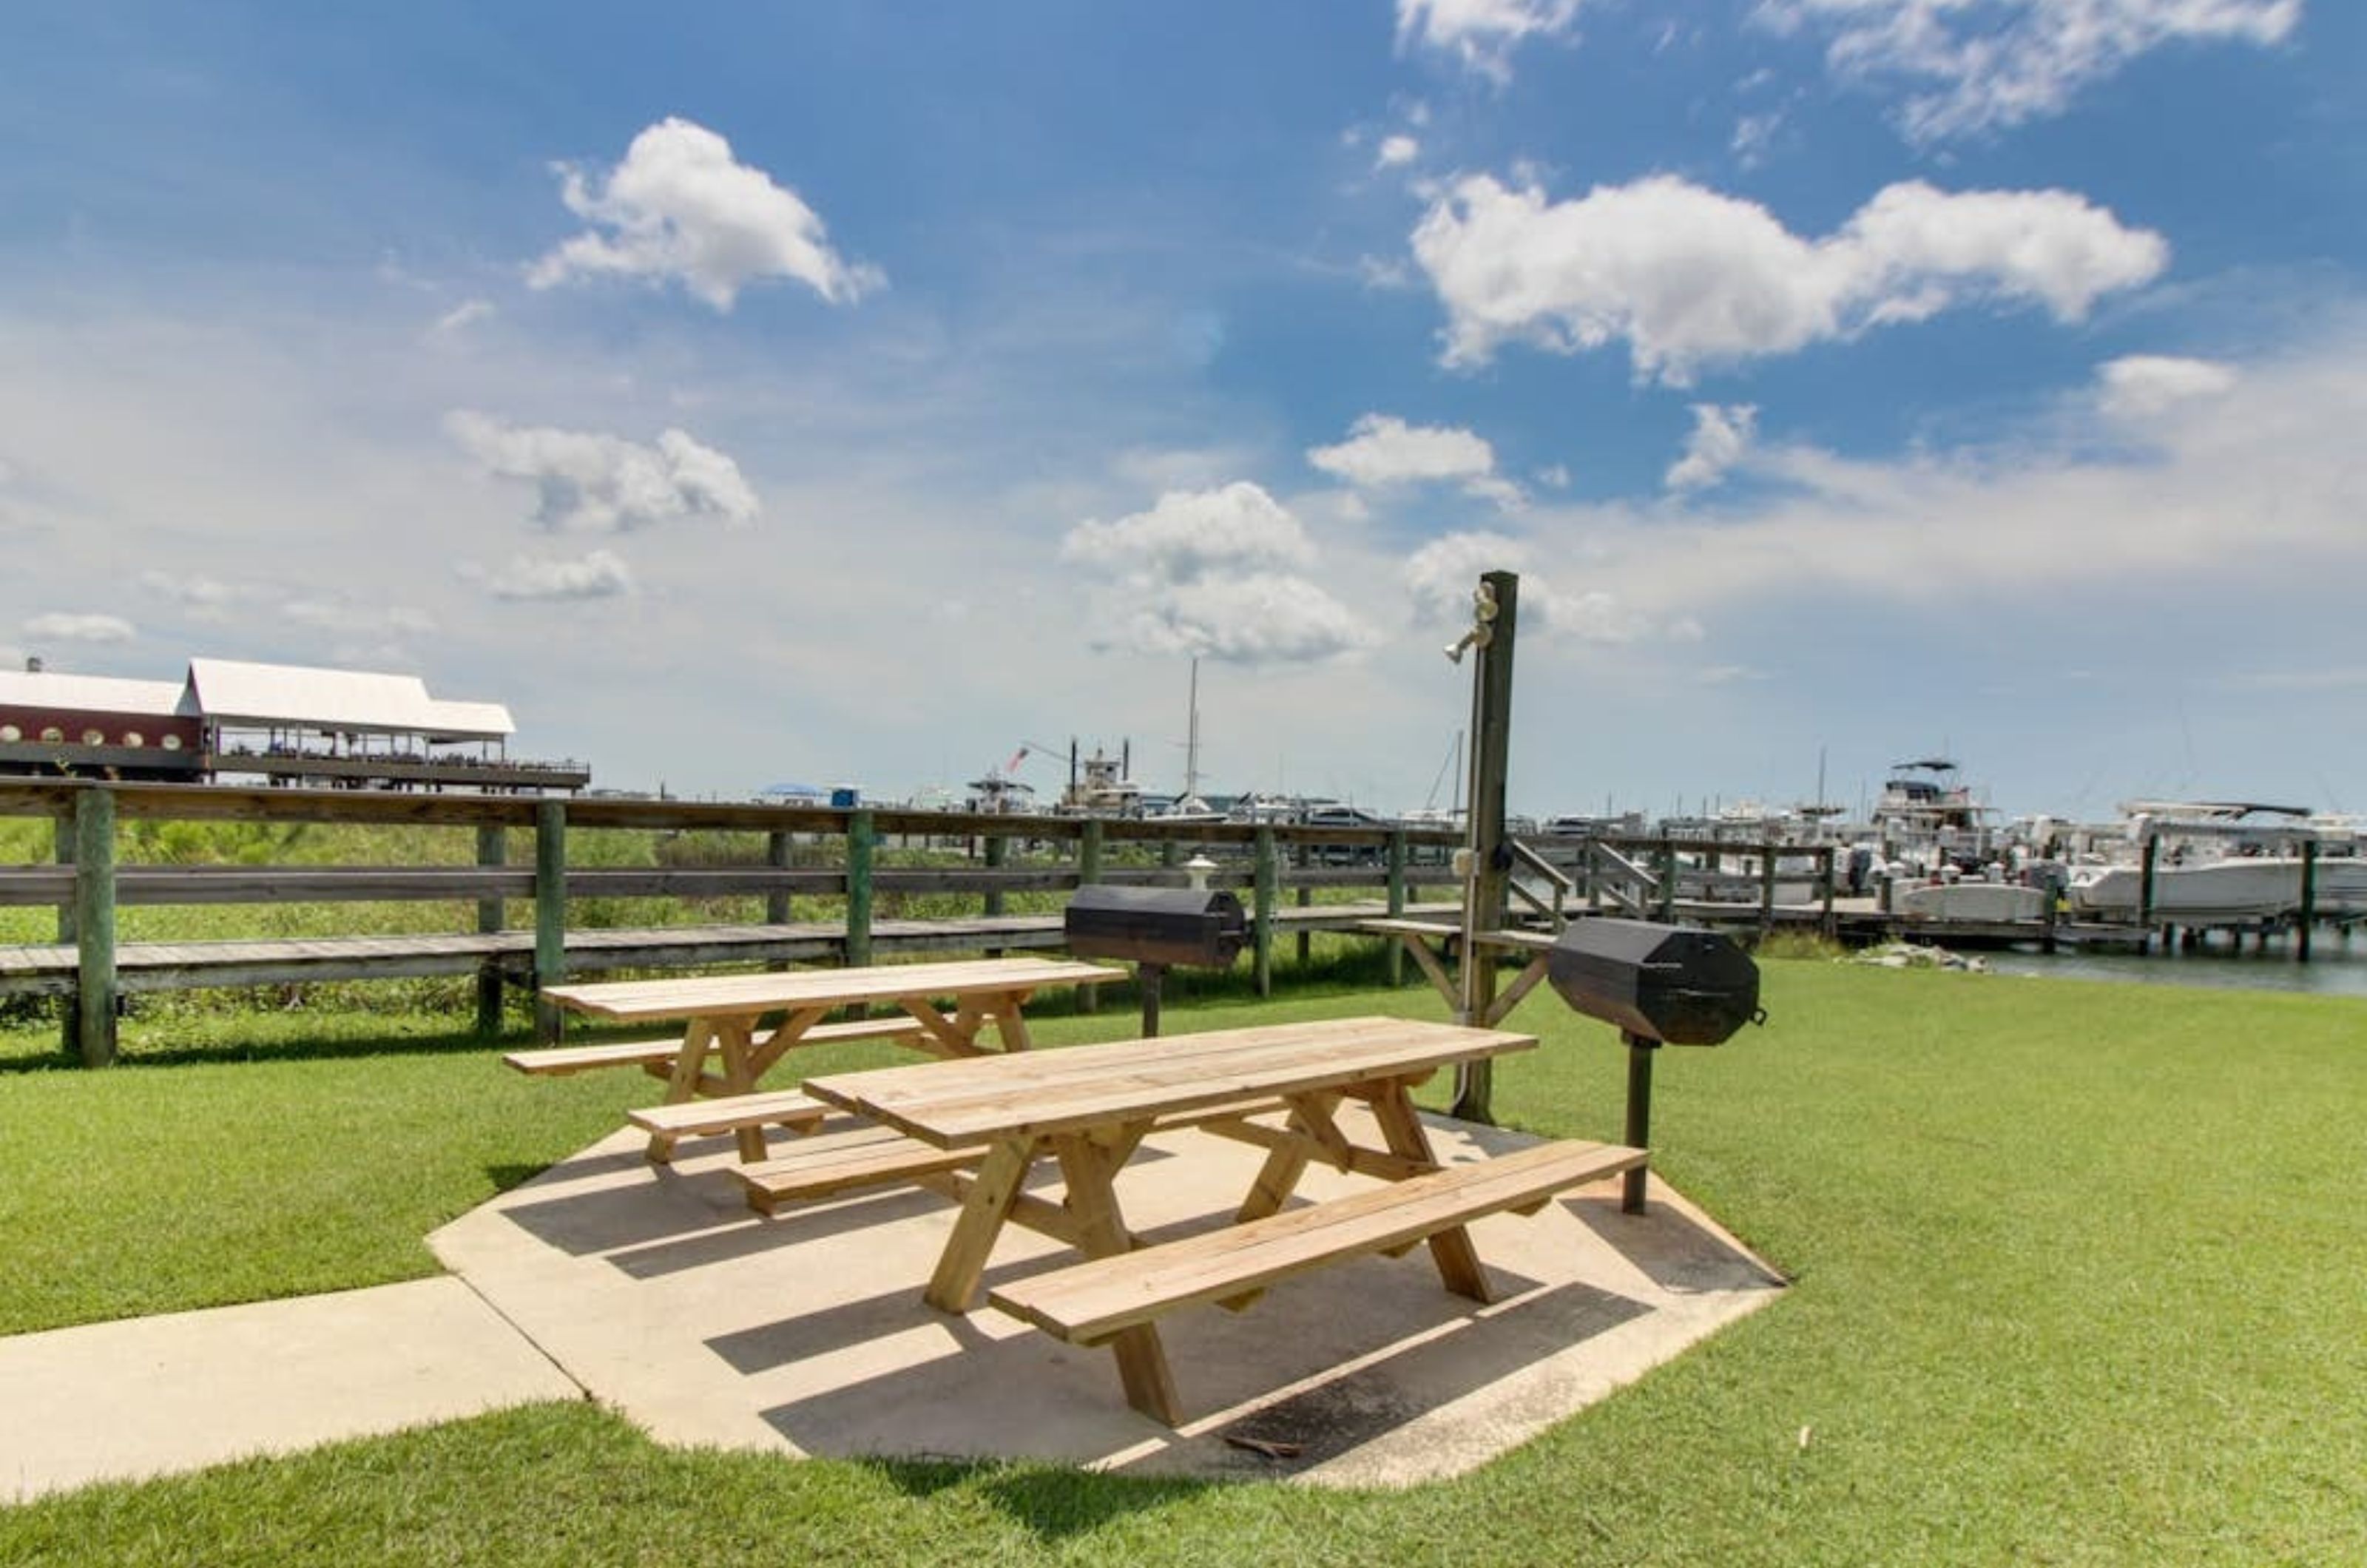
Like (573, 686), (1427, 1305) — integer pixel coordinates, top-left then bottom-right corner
(1, 963), (2363, 1565)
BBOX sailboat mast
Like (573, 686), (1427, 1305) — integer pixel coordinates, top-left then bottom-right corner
(1184, 657), (1201, 797)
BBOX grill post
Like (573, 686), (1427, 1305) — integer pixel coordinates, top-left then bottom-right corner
(1621, 1030), (1658, 1214)
(1140, 962), (1166, 1038)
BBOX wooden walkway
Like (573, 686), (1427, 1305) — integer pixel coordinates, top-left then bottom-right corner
(0, 902), (1462, 998)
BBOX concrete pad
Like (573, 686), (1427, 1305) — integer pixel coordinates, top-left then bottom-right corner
(0, 1276), (581, 1502)
(432, 1110), (1785, 1486)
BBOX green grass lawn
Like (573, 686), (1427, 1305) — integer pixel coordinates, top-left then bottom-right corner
(2, 961), (2363, 1565)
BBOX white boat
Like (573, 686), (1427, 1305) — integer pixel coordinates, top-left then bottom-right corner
(2067, 859), (2304, 923)
(1896, 879), (2048, 922)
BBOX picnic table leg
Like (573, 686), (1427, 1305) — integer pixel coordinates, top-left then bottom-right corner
(647, 1017), (719, 1165)
(1368, 1082), (1493, 1304)
(925, 1137), (1033, 1313)
(712, 1020), (771, 1163)
(987, 989), (1036, 1052)
(1053, 1129), (1182, 1427)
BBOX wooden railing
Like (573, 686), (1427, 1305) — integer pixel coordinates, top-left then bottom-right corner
(0, 781), (1840, 1066)
(0, 781), (1463, 1065)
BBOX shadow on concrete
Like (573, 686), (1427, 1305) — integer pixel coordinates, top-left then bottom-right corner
(1184, 1276), (1651, 1478)
(1564, 1189), (1789, 1296)
(604, 1186), (952, 1280)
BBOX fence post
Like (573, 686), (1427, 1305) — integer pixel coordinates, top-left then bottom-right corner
(1657, 838), (1679, 923)
(54, 808), (76, 1059)
(1077, 819), (1104, 1013)
(72, 788), (118, 1067)
(1820, 845), (1837, 939)
(475, 825), (506, 1038)
(2297, 837), (2317, 964)
(1294, 838), (1313, 968)
(982, 833), (1007, 958)
(1385, 829), (1408, 987)
(1253, 824), (1277, 998)
(845, 808), (875, 968)
(533, 799), (567, 1044)
(766, 830), (792, 925)
(1759, 845), (1777, 939)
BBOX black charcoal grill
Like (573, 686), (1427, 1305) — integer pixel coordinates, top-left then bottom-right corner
(1064, 885), (1248, 1035)
(1544, 918), (1765, 1212)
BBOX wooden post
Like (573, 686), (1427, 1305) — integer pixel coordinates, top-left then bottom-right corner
(1385, 828), (1408, 987)
(2138, 831), (2160, 951)
(1294, 839), (1313, 967)
(766, 830), (791, 925)
(765, 828), (793, 970)
(72, 788), (118, 1067)
(55, 809), (77, 1059)
(1819, 846), (1837, 939)
(1078, 819), (1104, 1014)
(1453, 569), (1518, 1124)
(533, 799), (567, 1045)
(1759, 845), (1777, 939)
(982, 834), (1007, 957)
(1253, 823), (1277, 998)
(2297, 837), (2317, 964)
(1657, 837), (1678, 923)
(845, 808), (876, 968)
(474, 825), (506, 1038)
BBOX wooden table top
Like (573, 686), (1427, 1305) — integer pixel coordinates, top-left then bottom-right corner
(538, 956), (1124, 1023)
(803, 1016), (1536, 1147)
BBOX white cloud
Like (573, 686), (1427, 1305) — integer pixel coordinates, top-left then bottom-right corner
(528, 117), (882, 311)
(1397, 0), (1584, 81)
(2098, 354), (2239, 420)
(1403, 531), (1655, 643)
(1376, 134), (1422, 170)
(1731, 111), (1784, 168)
(432, 299), (495, 335)
(1101, 574), (1380, 664)
(1061, 483), (1374, 663)
(283, 599), (436, 638)
(137, 570), (249, 608)
(1412, 172), (2168, 379)
(1756, 0), (2302, 143)
(1473, 325), (2367, 643)
(1060, 481), (1314, 581)
(1307, 414), (1520, 511)
(482, 549), (636, 601)
(24, 612), (135, 643)
(1535, 463), (1573, 489)
(446, 411), (760, 533)
(1666, 403), (1760, 491)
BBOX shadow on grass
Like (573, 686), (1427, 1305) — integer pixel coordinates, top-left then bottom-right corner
(0, 1022), (518, 1075)
(860, 1455), (1218, 1539)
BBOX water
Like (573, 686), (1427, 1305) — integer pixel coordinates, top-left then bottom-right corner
(1984, 933), (2367, 1000)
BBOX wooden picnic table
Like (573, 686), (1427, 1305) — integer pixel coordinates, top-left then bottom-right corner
(800, 1014), (1571, 1425)
(537, 956), (1122, 1162)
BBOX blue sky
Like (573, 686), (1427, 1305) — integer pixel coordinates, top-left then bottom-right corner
(4, 1), (2362, 820)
